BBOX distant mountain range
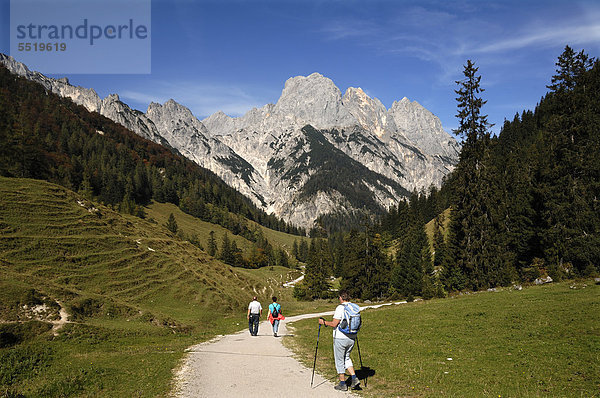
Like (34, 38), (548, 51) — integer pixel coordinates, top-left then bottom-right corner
(0, 54), (459, 228)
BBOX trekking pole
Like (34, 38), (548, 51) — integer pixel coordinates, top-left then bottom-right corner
(356, 334), (367, 387)
(356, 334), (363, 368)
(311, 319), (323, 387)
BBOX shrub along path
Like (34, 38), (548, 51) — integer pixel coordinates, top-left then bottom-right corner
(174, 303), (405, 397)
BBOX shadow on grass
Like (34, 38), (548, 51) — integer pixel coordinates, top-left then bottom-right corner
(353, 366), (376, 389)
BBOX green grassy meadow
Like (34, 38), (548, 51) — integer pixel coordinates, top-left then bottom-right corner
(0, 177), (303, 397)
(285, 282), (600, 397)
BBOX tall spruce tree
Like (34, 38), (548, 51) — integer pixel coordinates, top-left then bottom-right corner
(219, 232), (234, 265)
(392, 222), (431, 299)
(536, 48), (599, 276)
(292, 239), (299, 260)
(444, 60), (504, 291)
(547, 45), (594, 93)
(303, 239), (331, 299)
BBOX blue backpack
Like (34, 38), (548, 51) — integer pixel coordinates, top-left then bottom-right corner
(337, 303), (361, 334)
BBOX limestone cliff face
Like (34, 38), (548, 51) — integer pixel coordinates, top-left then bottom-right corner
(1, 54), (459, 228)
(202, 73), (459, 226)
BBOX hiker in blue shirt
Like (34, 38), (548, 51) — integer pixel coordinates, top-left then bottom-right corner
(268, 296), (284, 337)
(318, 290), (361, 391)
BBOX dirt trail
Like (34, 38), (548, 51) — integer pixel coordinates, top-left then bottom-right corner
(173, 302), (405, 397)
(51, 301), (70, 335)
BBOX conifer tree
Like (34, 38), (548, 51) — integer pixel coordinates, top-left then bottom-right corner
(299, 239), (309, 262)
(547, 45), (594, 93)
(303, 239), (331, 299)
(231, 240), (244, 266)
(392, 222), (430, 298)
(338, 227), (391, 300)
(292, 240), (299, 260)
(446, 60), (501, 290)
(207, 230), (218, 257)
(277, 248), (289, 268)
(219, 232), (234, 265)
(165, 213), (178, 234)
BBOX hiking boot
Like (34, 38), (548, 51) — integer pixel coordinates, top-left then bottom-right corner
(334, 383), (348, 391)
(350, 377), (360, 389)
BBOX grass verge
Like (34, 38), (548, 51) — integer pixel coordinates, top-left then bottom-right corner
(284, 281), (600, 397)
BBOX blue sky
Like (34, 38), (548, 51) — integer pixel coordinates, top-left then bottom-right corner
(2, 0), (600, 135)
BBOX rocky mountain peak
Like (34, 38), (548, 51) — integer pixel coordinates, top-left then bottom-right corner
(146, 99), (209, 137)
(104, 93), (121, 103)
(148, 98), (194, 119)
(389, 97), (459, 159)
(273, 73), (355, 129)
(1, 54), (460, 229)
(202, 110), (238, 137)
(342, 87), (390, 138)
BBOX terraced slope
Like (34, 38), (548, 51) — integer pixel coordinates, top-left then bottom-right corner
(0, 176), (280, 396)
(0, 177), (272, 320)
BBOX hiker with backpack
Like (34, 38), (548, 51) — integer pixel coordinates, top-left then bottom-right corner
(267, 296), (285, 337)
(318, 290), (361, 391)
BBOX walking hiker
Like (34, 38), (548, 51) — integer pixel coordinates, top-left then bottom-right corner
(318, 290), (361, 391)
(268, 296), (285, 337)
(247, 296), (262, 336)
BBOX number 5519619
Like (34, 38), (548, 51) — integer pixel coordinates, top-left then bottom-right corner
(18, 42), (66, 51)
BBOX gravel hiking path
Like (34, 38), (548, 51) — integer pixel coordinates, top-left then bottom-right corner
(173, 302), (405, 398)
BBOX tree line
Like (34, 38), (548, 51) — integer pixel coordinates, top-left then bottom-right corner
(441, 46), (599, 291)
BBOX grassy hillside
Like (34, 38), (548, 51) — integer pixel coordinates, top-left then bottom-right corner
(145, 201), (256, 254)
(0, 176), (286, 397)
(425, 208), (451, 252)
(253, 220), (308, 256)
(286, 281), (600, 397)
(145, 201), (308, 258)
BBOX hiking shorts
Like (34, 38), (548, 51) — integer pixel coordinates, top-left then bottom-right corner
(333, 337), (355, 374)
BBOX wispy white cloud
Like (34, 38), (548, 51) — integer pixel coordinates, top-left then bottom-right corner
(472, 23), (600, 54)
(120, 81), (276, 118)
(319, 3), (600, 85)
(319, 19), (380, 41)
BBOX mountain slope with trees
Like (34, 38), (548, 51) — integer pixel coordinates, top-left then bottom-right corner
(0, 64), (305, 237)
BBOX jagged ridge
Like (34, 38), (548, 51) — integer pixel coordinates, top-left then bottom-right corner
(0, 54), (459, 229)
